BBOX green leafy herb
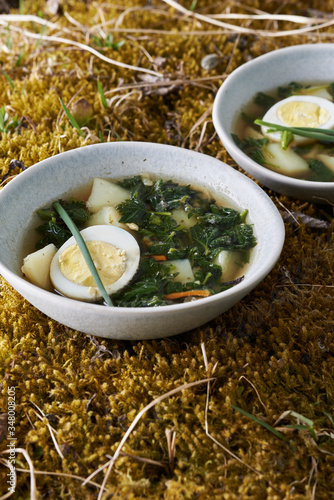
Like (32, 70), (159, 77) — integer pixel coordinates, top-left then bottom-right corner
(253, 92), (276, 111)
(232, 133), (269, 165)
(147, 179), (198, 212)
(117, 191), (149, 225)
(112, 259), (175, 307)
(329, 82), (334, 99)
(35, 199), (90, 249)
(277, 81), (303, 98)
(308, 158), (334, 182)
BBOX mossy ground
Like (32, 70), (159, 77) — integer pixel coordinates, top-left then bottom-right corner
(0, 1), (334, 498)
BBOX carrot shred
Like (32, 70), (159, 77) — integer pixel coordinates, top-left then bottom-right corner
(152, 255), (167, 261)
(163, 290), (211, 300)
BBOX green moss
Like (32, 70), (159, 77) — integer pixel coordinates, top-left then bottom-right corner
(1, 0), (334, 498)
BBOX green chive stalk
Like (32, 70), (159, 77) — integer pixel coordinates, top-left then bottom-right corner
(53, 201), (114, 307)
(255, 118), (334, 143)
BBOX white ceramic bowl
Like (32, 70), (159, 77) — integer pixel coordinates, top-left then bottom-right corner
(0, 142), (284, 340)
(212, 43), (334, 203)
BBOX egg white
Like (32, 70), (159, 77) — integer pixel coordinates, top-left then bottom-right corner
(50, 225), (140, 301)
(261, 95), (334, 144)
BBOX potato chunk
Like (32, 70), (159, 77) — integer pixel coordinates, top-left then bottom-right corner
(86, 178), (131, 213)
(21, 243), (57, 291)
(171, 208), (197, 229)
(213, 250), (243, 282)
(85, 206), (129, 231)
(163, 259), (195, 283)
(264, 143), (309, 178)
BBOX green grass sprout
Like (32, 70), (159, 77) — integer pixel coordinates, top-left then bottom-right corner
(2, 70), (15, 90)
(190, 0), (198, 11)
(97, 77), (108, 109)
(53, 201), (114, 307)
(59, 98), (84, 137)
(323, 411), (334, 428)
(279, 410), (317, 440)
(0, 106), (19, 133)
(231, 403), (287, 441)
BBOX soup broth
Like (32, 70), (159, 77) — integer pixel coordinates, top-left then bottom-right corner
(21, 175), (256, 307)
(233, 81), (334, 182)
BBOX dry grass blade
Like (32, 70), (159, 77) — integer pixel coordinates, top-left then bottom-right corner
(161, 0), (334, 37)
(201, 343), (261, 476)
(165, 428), (177, 470)
(30, 402), (64, 460)
(0, 14), (64, 31)
(0, 448), (36, 500)
(82, 377), (214, 498)
(106, 452), (166, 468)
(238, 375), (267, 412)
(182, 104), (213, 147)
(0, 23), (162, 77)
(9, 467), (107, 492)
(209, 13), (328, 24)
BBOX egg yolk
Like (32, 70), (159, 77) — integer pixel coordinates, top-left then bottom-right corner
(58, 240), (127, 287)
(277, 101), (330, 128)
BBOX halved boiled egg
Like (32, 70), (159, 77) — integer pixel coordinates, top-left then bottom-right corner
(50, 225), (140, 301)
(261, 95), (334, 144)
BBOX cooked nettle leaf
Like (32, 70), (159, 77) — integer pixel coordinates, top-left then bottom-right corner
(35, 221), (71, 249)
(194, 257), (222, 285)
(190, 224), (221, 256)
(308, 159), (334, 182)
(191, 217), (256, 256)
(232, 134), (269, 165)
(36, 208), (58, 220)
(59, 199), (91, 224)
(35, 199), (90, 249)
(210, 224), (257, 250)
(147, 179), (198, 211)
(117, 191), (150, 224)
(197, 205), (241, 229)
(277, 81), (303, 98)
(291, 143), (314, 156)
(329, 82), (334, 98)
(253, 92), (277, 111)
(117, 175), (143, 190)
(112, 258), (176, 307)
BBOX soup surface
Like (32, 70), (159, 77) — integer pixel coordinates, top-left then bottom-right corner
(233, 82), (334, 182)
(21, 175), (257, 307)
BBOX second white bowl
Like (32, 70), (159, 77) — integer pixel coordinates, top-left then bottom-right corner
(213, 43), (334, 203)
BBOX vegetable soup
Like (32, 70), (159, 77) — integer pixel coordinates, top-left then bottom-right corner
(233, 82), (334, 182)
(21, 175), (256, 307)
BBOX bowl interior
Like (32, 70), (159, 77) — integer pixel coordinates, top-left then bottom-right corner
(212, 44), (334, 202)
